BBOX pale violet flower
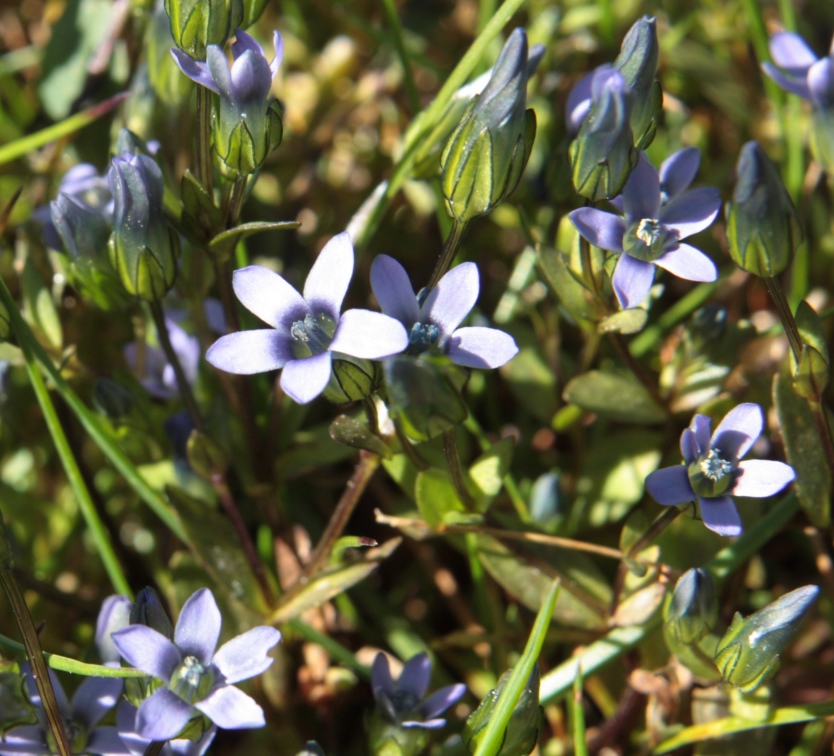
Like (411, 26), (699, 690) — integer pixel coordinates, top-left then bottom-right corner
(112, 588), (281, 741)
(762, 32), (834, 107)
(207, 232), (409, 403)
(644, 403), (795, 537)
(565, 64), (614, 134)
(116, 703), (216, 756)
(0, 668), (127, 756)
(372, 653), (466, 729)
(569, 149), (721, 308)
(369, 256), (518, 368)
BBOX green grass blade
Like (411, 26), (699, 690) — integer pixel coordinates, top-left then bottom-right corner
(473, 578), (559, 756)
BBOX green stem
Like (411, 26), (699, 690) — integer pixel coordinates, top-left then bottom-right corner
(149, 299), (204, 433)
(280, 452), (380, 601)
(196, 86), (213, 195)
(0, 277), (184, 539)
(226, 174), (248, 228)
(0, 520), (72, 756)
(380, 0), (421, 114)
(14, 312), (131, 596)
(394, 419), (429, 471)
(764, 275), (803, 360)
(427, 220), (467, 290)
(608, 331), (669, 412)
(286, 618), (372, 679)
(442, 429), (476, 509)
(626, 505), (684, 561)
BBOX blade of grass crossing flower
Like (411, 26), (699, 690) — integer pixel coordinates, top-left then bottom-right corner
(540, 495), (800, 704)
(572, 663), (588, 756)
(653, 700), (834, 754)
(0, 92), (128, 165)
(0, 277), (185, 540)
(0, 519), (72, 756)
(349, 0), (527, 251)
(15, 316), (131, 595)
(473, 578), (559, 756)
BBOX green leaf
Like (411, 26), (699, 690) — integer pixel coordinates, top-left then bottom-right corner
(329, 415), (392, 458)
(180, 170), (223, 244)
(208, 221), (302, 259)
(468, 437), (514, 512)
(563, 370), (667, 424)
(415, 468), (466, 527)
(794, 301), (830, 364)
(537, 246), (603, 326)
(21, 257), (61, 350)
(268, 538), (401, 624)
(598, 308), (648, 335)
(610, 582), (666, 628)
(166, 486), (268, 613)
(773, 371), (831, 527)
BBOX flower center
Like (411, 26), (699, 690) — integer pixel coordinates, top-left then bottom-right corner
(47, 717), (87, 754)
(170, 655), (216, 704)
(687, 448), (735, 498)
(623, 217), (668, 262)
(390, 689), (421, 715)
(407, 322), (441, 355)
(290, 312), (337, 359)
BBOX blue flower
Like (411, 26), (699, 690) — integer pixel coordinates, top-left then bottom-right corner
(206, 232), (409, 404)
(112, 588), (281, 740)
(372, 653), (466, 729)
(568, 149), (721, 308)
(645, 403), (795, 536)
(116, 702), (216, 756)
(762, 32), (834, 107)
(369, 256), (518, 368)
(0, 668), (127, 756)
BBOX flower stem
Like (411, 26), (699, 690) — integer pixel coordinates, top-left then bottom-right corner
(149, 299), (204, 433)
(626, 505), (684, 561)
(443, 429), (476, 509)
(282, 451), (380, 597)
(764, 275), (803, 360)
(607, 331), (669, 412)
(394, 419), (430, 470)
(427, 220), (468, 290)
(195, 86), (213, 195)
(226, 173), (248, 228)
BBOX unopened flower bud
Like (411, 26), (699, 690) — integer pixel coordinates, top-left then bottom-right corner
(440, 28), (537, 223)
(664, 568), (717, 645)
(95, 595), (131, 664)
(108, 153), (179, 301)
(613, 16), (661, 150)
(164, 0), (243, 59)
(325, 356), (378, 404)
(714, 585), (819, 693)
(130, 587), (175, 639)
(725, 141), (803, 277)
(569, 69), (637, 200)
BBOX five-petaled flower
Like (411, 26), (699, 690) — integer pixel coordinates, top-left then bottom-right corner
(762, 32), (834, 107)
(644, 403), (795, 537)
(206, 232), (409, 404)
(0, 667), (127, 756)
(369, 256), (518, 368)
(111, 588), (281, 741)
(568, 149), (721, 308)
(372, 652), (466, 729)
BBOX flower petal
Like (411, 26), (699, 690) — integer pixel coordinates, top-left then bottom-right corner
(85, 726), (131, 756)
(711, 402), (763, 460)
(659, 147), (700, 202)
(213, 626), (281, 684)
(136, 689), (194, 741)
(566, 68), (601, 134)
(681, 414), (712, 463)
(420, 683), (467, 720)
(421, 262), (480, 337)
(808, 57), (834, 108)
(568, 208), (625, 253)
(175, 588), (221, 664)
(116, 702), (147, 756)
(233, 265), (309, 331)
(371, 653), (395, 698)
(653, 243), (717, 282)
(230, 49), (273, 107)
(330, 309), (408, 359)
(761, 62), (812, 99)
(698, 495), (742, 537)
(660, 187), (721, 240)
(644, 465), (694, 506)
(231, 28), (265, 58)
(445, 327), (518, 368)
(623, 153), (661, 221)
(398, 653), (432, 699)
(769, 31), (818, 72)
(170, 50), (218, 94)
(195, 685), (266, 729)
(96, 595), (131, 664)
(0, 725), (47, 753)
(270, 30), (285, 79)
(733, 460), (795, 498)
(206, 44), (233, 102)
(206, 330), (294, 375)
(401, 718), (447, 730)
(370, 255), (420, 326)
(303, 232), (354, 321)
(280, 353), (332, 404)
(70, 676), (123, 729)
(112, 626), (181, 682)
(612, 254), (655, 308)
